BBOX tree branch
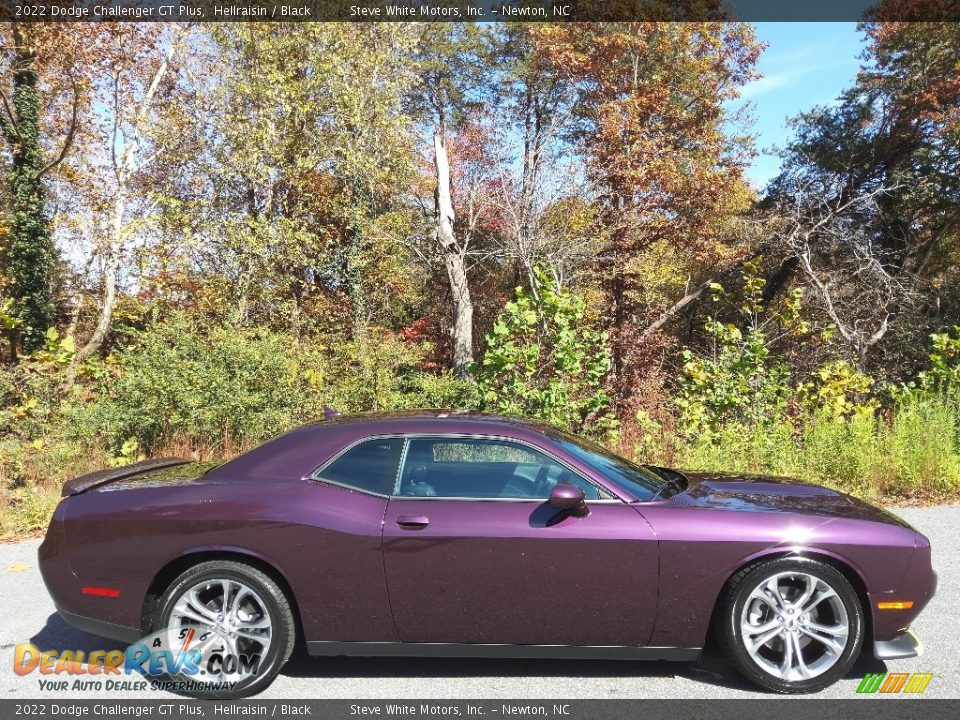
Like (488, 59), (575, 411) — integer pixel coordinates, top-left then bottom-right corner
(639, 251), (763, 339)
(0, 87), (19, 140)
(913, 212), (959, 278)
(36, 71), (79, 178)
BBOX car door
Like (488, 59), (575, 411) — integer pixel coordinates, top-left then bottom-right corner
(381, 435), (659, 647)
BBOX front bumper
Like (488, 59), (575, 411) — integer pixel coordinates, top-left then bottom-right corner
(874, 628), (922, 660)
(870, 547), (937, 644)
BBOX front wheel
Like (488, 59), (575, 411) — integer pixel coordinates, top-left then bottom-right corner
(719, 557), (864, 693)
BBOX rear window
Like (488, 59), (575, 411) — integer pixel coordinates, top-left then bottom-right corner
(319, 438), (404, 495)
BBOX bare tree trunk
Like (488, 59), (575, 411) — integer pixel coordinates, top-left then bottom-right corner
(443, 248), (473, 378)
(639, 251), (765, 340)
(77, 187), (124, 362)
(67, 33), (180, 377)
(60, 34), (182, 392)
(434, 130), (473, 379)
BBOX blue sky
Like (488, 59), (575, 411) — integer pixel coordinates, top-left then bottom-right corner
(738, 23), (868, 189)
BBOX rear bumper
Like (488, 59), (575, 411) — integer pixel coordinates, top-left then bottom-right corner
(57, 607), (141, 645)
(874, 628), (922, 660)
(40, 499), (146, 635)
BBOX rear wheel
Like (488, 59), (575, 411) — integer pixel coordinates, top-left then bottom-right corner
(155, 560), (295, 698)
(719, 557), (863, 693)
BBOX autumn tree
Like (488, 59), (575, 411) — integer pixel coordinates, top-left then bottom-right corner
(768, 22), (960, 372)
(312, 24), (420, 339)
(67, 25), (186, 369)
(477, 268), (615, 436)
(142, 25), (419, 342)
(487, 25), (597, 294)
(148, 24), (325, 330)
(532, 23), (762, 405)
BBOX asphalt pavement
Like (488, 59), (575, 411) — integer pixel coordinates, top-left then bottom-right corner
(1, 505), (957, 700)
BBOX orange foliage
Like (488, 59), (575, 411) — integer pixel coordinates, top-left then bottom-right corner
(531, 23), (763, 406)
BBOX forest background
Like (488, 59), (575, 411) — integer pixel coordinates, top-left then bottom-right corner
(1, 20), (958, 537)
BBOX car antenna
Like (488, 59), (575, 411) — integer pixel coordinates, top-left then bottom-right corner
(323, 405), (341, 421)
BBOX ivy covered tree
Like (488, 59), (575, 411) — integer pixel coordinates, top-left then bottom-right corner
(0, 24), (100, 356)
(476, 268), (615, 436)
(1, 27), (54, 352)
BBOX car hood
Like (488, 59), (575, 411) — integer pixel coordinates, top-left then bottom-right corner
(667, 470), (913, 529)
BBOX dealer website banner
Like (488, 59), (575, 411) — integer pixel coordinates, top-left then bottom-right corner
(0, 0), (958, 22)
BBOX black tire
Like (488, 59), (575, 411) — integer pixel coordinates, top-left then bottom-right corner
(154, 560), (296, 699)
(718, 557), (864, 693)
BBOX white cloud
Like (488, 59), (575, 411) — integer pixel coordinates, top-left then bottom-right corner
(738, 72), (795, 100)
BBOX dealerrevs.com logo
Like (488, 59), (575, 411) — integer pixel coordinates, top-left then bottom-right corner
(13, 627), (260, 693)
(856, 672), (933, 694)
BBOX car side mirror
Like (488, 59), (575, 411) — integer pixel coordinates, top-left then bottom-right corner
(549, 482), (586, 515)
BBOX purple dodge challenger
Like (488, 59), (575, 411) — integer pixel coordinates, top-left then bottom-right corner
(39, 412), (935, 697)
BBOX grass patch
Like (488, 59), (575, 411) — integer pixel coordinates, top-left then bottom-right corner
(0, 440), (110, 541)
(625, 395), (960, 504)
(0, 484), (61, 540)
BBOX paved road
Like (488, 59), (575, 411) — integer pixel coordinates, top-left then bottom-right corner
(1, 505), (957, 700)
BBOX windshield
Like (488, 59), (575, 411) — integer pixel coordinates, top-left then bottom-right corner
(547, 432), (665, 501)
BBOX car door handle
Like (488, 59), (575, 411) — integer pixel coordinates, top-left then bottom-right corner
(396, 515), (430, 529)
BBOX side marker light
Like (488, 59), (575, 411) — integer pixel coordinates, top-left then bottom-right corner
(877, 601), (913, 610)
(82, 586), (120, 597)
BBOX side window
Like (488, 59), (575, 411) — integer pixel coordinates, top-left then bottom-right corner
(398, 437), (602, 500)
(318, 438), (404, 495)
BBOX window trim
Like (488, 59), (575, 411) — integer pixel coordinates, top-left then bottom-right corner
(308, 432), (623, 503)
(307, 434), (407, 498)
(391, 433), (619, 503)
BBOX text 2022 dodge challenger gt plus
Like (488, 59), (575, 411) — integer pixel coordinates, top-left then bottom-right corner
(40, 412), (935, 698)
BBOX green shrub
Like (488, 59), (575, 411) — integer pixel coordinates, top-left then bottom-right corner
(77, 317), (480, 456)
(677, 320), (791, 439)
(676, 262), (804, 440)
(403, 371), (480, 410)
(893, 327), (960, 405)
(476, 268), (616, 437)
(920, 327), (960, 396)
(85, 316), (310, 453)
(306, 330), (478, 414)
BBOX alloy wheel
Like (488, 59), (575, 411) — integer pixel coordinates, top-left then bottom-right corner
(166, 577), (273, 685)
(739, 571), (850, 682)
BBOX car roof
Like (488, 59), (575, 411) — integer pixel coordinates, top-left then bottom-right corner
(316, 409), (555, 432)
(302, 410), (569, 442)
(207, 411), (569, 483)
